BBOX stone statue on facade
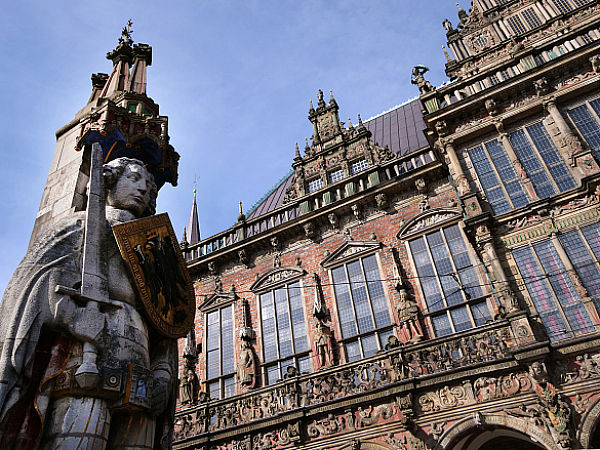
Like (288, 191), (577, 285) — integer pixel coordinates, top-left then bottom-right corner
(0, 153), (180, 449)
(237, 340), (257, 389)
(313, 321), (335, 370)
(411, 66), (434, 94)
(179, 358), (200, 406)
(396, 289), (423, 344)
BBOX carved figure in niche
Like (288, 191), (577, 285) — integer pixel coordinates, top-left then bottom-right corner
(328, 212), (338, 229)
(0, 157), (178, 449)
(179, 357), (200, 406)
(237, 340), (257, 389)
(375, 193), (388, 209)
(313, 321), (335, 370)
(456, 175), (471, 196)
(304, 222), (316, 238)
(411, 66), (434, 94)
(396, 289), (423, 344)
(534, 77), (549, 96)
(415, 178), (427, 194)
(485, 98), (498, 116)
(591, 54), (600, 74)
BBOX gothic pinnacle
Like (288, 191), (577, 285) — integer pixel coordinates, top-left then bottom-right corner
(309, 100), (315, 114)
(442, 45), (452, 63)
(358, 114), (365, 130)
(295, 142), (301, 158)
(348, 118), (354, 131)
(305, 138), (310, 152)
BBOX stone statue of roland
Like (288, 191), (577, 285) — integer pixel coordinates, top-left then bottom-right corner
(0, 155), (178, 449)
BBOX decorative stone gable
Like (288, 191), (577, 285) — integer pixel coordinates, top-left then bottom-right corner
(321, 240), (383, 269)
(249, 266), (306, 292)
(283, 90), (396, 205)
(198, 289), (237, 313)
(397, 208), (461, 240)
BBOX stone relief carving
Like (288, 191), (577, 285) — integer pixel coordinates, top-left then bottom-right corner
(473, 372), (532, 403)
(417, 381), (474, 413)
(254, 422), (300, 449)
(384, 433), (408, 450)
(307, 414), (347, 437)
(356, 403), (396, 427)
(554, 351), (600, 385)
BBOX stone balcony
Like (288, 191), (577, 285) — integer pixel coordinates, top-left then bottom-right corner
(174, 318), (530, 446)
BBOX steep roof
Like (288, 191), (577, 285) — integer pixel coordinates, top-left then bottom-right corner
(246, 98), (428, 220)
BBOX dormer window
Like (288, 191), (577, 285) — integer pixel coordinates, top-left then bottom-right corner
(329, 169), (345, 184)
(308, 178), (323, 193)
(351, 160), (368, 174)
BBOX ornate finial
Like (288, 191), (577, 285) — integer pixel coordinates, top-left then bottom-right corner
(180, 226), (189, 248)
(193, 174), (200, 196)
(309, 99), (315, 114)
(357, 114), (365, 130)
(442, 45), (452, 63)
(305, 137), (310, 151)
(347, 118), (354, 131)
(237, 201), (246, 223)
(119, 19), (134, 46)
(295, 142), (301, 158)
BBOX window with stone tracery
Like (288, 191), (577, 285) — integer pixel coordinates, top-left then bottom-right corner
(259, 281), (311, 385)
(330, 254), (393, 362)
(205, 305), (235, 400)
(567, 98), (600, 159)
(512, 229), (600, 341)
(408, 224), (492, 337)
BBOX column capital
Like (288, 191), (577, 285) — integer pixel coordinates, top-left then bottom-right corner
(542, 96), (558, 113)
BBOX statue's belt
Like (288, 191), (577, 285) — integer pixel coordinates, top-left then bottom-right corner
(53, 363), (153, 410)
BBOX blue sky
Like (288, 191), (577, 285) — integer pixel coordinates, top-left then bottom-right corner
(0, 1), (460, 292)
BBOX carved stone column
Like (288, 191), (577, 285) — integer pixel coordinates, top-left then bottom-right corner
(544, 98), (600, 176)
(543, 99), (582, 160)
(496, 124), (540, 202)
(443, 138), (471, 196)
(551, 232), (600, 327)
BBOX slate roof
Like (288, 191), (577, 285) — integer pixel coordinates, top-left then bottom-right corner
(247, 98), (428, 220)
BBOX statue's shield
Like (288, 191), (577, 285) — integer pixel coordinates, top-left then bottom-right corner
(112, 213), (195, 339)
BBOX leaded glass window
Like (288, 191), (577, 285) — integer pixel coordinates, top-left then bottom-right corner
(568, 101), (600, 158)
(552, 0), (573, 13)
(331, 254), (392, 362)
(260, 281), (310, 384)
(409, 224), (491, 337)
(560, 223), (600, 314)
(308, 178), (323, 193)
(513, 239), (595, 341)
(468, 139), (528, 215)
(522, 8), (542, 28)
(330, 169), (345, 184)
(509, 122), (576, 197)
(351, 159), (369, 174)
(507, 15), (527, 35)
(206, 305), (235, 399)
(572, 0), (592, 6)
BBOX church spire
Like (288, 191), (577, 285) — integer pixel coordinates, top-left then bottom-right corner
(187, 187), (201, 245)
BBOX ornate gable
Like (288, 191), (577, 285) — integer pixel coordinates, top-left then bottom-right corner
(397, 208), (461, 240)
(321, 240), (383, 269)
(250, 266), (306, 292)
(198, 290), (237, 313)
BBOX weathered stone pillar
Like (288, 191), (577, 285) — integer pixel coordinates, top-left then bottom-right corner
(543, 98), (583, 162)
(443, 138), (471, 196)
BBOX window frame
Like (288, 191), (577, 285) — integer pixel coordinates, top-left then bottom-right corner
(204, 303), (236, 400)
(256, 279), (311, 385)
(326, 250), (394, 363)
(511, 235), (596, 341)
(405, 221), (494, 338)
(566, 96), (600, 159)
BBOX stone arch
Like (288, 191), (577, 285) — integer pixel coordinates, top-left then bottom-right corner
(437, 413), (559, 450)
(577, 394), (600, 449)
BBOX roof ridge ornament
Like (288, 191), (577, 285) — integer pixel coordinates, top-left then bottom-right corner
(119, 19), (134, 46)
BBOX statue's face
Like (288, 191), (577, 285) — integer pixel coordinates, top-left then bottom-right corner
(107, 164), (153, 217)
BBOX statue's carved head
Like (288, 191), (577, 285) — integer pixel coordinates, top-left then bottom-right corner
(104, 157), (157, 217)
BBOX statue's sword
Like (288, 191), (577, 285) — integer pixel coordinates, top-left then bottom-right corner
(56, 142), (118, 389)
